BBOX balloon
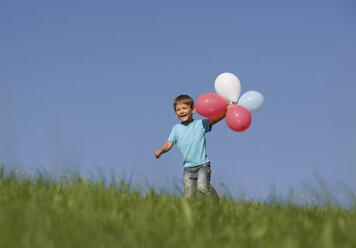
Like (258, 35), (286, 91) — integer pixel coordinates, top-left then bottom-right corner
(238, 91), (264, 114)
(196, 93), (227, 118)
(225, 105), (251, 132)
(214, 72), (241, 102)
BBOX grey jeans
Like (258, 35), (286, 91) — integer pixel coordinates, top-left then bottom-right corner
(183, 163), (218, 199)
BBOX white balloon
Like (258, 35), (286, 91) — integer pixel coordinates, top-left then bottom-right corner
(238, 90), (264, 114)
(214, 72), (241, 102)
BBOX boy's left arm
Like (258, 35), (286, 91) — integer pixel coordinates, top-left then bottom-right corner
(209, 103), (236, 126)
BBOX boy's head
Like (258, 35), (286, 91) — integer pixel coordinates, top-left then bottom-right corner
(173, 95), (194, 110)
(173, 95), (195, 123)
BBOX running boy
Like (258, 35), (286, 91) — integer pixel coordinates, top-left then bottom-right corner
(155, 94), (231, 199)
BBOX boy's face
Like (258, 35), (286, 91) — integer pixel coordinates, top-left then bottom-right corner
(175, 102), (195, 123)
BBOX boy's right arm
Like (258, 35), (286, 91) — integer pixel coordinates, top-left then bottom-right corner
(155, 141), (173, 159)
(209, 102), (237, 126)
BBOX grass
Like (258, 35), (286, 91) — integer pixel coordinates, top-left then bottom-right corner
(0, 167), (355, 248)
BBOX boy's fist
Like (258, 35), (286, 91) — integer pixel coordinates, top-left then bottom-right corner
(227, 102), (237, 109)
(155, 150), (162, 159)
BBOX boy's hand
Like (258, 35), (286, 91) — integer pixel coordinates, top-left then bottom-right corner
(227, 101), (237, 109)
(155, 141), (173, 159)
(209, 102), (237, 126)
(155, 149), (162, 159)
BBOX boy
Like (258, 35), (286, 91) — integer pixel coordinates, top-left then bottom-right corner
(155, 94), (231, 199)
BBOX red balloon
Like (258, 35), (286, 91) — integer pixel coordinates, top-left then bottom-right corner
(196, 93), (227, 118)
(225, 105), (252, 132)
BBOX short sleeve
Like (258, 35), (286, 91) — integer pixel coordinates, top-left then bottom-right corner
(202, 119), (212, 133)
(168, 125), (177, 144)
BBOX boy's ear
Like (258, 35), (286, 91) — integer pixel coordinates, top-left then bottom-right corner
(192, 107), (195, 113)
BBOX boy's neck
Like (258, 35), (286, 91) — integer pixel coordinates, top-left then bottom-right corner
(182, 118), (194, 125)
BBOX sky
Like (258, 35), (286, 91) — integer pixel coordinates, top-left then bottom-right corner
(0, 0), (355, 203)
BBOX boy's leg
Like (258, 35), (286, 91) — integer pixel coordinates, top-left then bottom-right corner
(183, 166), (198, 198)
(197, 163), (219, 201)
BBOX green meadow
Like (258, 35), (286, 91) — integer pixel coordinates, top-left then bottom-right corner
(0, 167), (355, 248)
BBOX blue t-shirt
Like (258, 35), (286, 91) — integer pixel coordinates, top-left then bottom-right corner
(168, 119), (212, 167)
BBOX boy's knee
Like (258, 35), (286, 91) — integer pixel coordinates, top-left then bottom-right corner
(197, 182), (210, 195)
(184, 187), (196, 198)
(198, 184), (219, 202)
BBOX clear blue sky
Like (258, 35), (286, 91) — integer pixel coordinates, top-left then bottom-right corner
(1, 0), (355, 202)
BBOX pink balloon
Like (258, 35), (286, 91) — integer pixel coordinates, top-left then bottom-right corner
(196, 93), (227, 118)
(225, 105), (252, 132)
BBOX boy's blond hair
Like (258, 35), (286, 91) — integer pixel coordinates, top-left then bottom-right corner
(173, 95), (194, 111)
